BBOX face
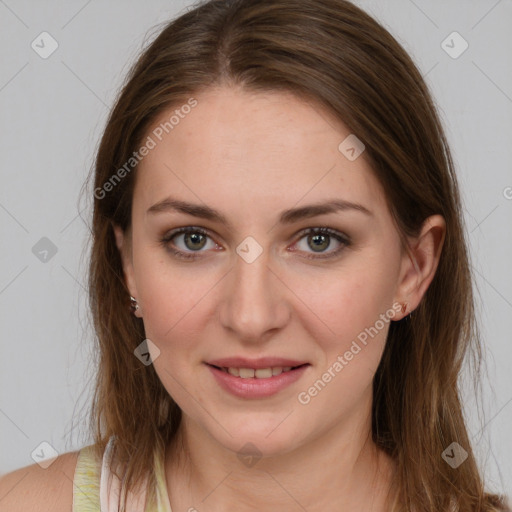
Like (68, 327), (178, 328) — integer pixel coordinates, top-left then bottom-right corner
(115, 85), (418, 458)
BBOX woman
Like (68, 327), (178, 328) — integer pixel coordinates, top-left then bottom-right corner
(1, 0), (509, 510)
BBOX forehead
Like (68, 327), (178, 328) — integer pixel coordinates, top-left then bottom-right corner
(133, 86), (386, 220)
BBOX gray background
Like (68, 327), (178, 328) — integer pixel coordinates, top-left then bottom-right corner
(0, 0), (511, 498)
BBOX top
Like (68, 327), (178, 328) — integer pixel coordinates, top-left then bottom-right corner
(72, 437), (172, 512)
(71, 439), (512, 511)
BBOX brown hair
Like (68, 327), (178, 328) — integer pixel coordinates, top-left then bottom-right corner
(83, 0), (509, 510)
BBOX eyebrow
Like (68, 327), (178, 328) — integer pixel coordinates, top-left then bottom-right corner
(147, 196), (373, 228)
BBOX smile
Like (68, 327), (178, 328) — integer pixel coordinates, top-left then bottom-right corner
(205, 363), (310, 399)
(217, 365), (303, 379)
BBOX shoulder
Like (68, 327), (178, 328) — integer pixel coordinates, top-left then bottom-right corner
(0, 450), (80, 512)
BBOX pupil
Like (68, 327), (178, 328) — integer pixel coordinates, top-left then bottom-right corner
(310, 234), (328, 252)
(186, 233), (206, 250)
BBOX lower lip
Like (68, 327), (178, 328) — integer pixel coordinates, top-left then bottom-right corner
(206, 364), (310, 399)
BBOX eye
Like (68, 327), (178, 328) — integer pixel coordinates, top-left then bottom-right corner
(160, 226), (219, 260)
(291, 227), (351, 259)
(160, 226), (351, 261)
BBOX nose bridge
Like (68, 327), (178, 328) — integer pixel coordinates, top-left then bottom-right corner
(219, 240), (289, 341)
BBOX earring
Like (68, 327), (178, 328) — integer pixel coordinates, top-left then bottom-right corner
(130, 295), (139, 313)
(401, 301), (413, 320)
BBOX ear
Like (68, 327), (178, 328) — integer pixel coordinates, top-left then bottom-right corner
(393, 214), (446, 319)
(112, 222), (143, 318)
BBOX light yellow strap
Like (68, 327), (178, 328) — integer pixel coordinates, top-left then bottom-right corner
(100, 437), (149, 512)
(72, 445), (102, 512)
(152, 444), (172, 512)
(72, 441), (172, 512)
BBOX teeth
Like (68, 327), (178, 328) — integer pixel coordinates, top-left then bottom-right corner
(239, 368), (255, 378)
(222, 366), (300, 379)
(255, 368), (272, 379)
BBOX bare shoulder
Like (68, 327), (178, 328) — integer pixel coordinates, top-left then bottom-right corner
(0, 450), (80, 512)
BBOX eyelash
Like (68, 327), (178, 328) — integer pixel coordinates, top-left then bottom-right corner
(159, 226), (351, 261)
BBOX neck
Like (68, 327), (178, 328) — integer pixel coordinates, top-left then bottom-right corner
(165, 392), (396, 511)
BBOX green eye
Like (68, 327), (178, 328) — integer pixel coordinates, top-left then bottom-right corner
(292, 227), (351, 260)
(160, 226), (214, 260)
(160, 226), (351, 261)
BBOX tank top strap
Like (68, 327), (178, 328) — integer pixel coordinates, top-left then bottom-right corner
(72, 443), (102, 511)
(72, 437), (150, 512)
(99, 437), (149, 512)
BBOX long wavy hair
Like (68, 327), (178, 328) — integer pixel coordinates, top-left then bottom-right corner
(82, 0), (509, 510)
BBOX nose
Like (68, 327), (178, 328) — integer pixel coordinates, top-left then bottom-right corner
(218, 243), (291, 344)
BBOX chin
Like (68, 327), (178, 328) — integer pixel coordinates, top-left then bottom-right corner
(205, 418), (307, 460)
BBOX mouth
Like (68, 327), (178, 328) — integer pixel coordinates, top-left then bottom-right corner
(204, 360), (311, 399)
(206, 363), (309, 379)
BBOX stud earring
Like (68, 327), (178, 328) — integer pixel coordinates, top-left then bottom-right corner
(401, 301), (413, 320)
(130, 296), (139, 313)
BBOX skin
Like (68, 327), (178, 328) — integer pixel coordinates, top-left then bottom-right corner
(114, 84), (445, 511)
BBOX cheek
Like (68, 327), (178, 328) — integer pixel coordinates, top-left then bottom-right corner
(133, 245), (207, 332)
(135, 260), (211, 407)
(293, 269), (395, 416)
(290, 257), (397, 350)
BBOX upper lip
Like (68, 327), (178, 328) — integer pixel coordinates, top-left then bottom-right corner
(206, 357), (310, 369)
